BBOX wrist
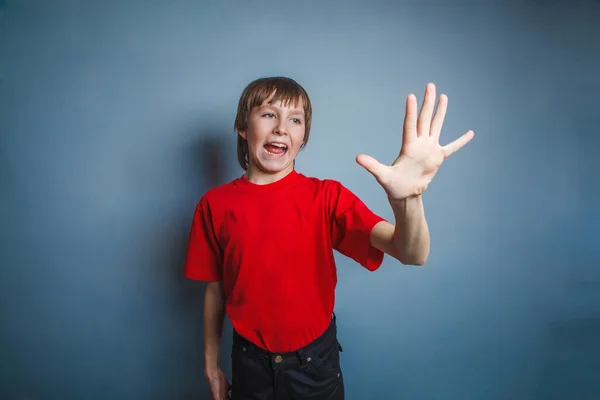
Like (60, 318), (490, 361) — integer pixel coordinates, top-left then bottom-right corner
(389, 195), (425, 224)
(388, 194), (422, 208)
(204, 364), (220, 378)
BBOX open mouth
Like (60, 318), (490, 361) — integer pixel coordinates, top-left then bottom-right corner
(264, 142), (288, 156)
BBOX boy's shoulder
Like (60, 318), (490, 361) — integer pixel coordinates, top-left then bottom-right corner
(295, 172), (348, 195)
(294, 169), (344, 184)
(300, 173), (349, 191)
(197, 176), (241, 203)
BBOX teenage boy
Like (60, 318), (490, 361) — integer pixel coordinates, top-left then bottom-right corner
(184, 77), (474, 400)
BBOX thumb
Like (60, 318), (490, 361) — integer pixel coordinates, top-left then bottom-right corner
(224, 376), (232, 398)
(356, 154), (385, 178)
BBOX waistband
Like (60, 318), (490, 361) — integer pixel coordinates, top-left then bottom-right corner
(232, 314), (341, 366)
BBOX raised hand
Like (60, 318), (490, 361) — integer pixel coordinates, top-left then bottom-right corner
(356, 83), (474, 200)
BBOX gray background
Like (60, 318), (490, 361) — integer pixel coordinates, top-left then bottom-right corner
(1, 0), (599, 399)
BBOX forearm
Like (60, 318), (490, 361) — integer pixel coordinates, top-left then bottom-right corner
(389, 195), (430, 265)
(203, 282), (226, 374)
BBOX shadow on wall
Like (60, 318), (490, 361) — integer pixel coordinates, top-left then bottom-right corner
(169, 124), (235, 399)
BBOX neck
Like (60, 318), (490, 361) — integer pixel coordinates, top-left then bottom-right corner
(245, 164), (294, 185)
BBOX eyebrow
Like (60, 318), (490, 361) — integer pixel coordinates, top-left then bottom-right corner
(259, 104), (305, 116)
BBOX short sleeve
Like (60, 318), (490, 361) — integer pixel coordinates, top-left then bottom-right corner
(329, 181), (386, 271)
(183, 198), (223, 281)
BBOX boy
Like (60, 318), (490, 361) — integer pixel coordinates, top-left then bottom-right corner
(184, 77), (474, 400)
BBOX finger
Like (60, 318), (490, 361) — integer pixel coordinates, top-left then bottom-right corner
(442, 130), (474, 157)
(356, 154), (385, 178)
(430, 94), (447, 141)
(220, 378), (231, 398)
(403, 94), (418, 144)
(417, 83), (436, 137)
(218, 385), (228, 400)
(210, 385), (220, 400)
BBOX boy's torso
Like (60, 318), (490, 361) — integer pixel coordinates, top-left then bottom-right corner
(206, 171), (340, 352)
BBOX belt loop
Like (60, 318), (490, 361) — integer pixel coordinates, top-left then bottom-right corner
(296, 348), (310, 367)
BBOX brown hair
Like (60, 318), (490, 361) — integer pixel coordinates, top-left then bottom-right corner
(234, 77), (312, 171)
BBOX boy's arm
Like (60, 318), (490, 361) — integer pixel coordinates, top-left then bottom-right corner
(370, 195), (430, 266)
(203, 281), (226, 376)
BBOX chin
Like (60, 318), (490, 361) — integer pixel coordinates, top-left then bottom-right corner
(256, 156), (295, 173)
(258, 162), (292, 174)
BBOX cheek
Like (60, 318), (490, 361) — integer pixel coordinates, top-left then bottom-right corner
(246, 130), (266, 148)
(292, 127), (306, 148)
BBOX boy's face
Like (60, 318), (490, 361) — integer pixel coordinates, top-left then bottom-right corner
(239, 96), (306, 180)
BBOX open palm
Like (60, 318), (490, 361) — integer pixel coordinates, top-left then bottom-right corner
(357, 83), (474, 200)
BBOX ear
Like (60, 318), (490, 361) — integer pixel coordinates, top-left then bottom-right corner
(238, 130), (247, 140)
(300, 133), (308, 149)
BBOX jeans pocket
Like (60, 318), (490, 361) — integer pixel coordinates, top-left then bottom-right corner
(230, 343), (248, 388)
(306, 342), (342, 380)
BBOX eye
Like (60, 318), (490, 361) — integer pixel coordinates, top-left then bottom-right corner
(262, 113), (275, 118)
(292, 118), (302, 124)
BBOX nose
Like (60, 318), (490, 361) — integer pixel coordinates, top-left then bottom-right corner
(274, 120), (288, 135)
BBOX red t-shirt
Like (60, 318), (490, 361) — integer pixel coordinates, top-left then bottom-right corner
(184, 169), (386, 352)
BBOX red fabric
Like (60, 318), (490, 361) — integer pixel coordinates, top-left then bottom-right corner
(184, 170), (386, 352)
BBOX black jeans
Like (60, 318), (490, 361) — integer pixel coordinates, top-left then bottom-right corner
(230, 315), (345, 400)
